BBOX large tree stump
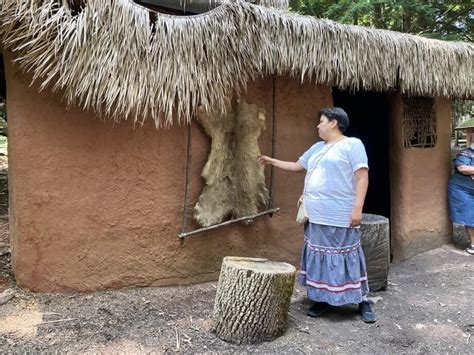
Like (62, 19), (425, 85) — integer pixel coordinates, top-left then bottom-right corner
(212, 257), (296, 344)
(453, 223), (470, 248)
(360, 214), (390, 291)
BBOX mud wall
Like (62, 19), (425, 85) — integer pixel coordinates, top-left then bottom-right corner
(389, 94), (452, 261)
(5, 55), (332, 292)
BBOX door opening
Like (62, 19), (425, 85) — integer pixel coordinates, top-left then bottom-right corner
(332, 89), (391, 219)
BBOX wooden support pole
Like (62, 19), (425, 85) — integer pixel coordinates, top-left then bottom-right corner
(177, 208), (280, 239)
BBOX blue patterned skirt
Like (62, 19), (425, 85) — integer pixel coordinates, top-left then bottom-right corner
(448, 181), (474, 227)
(300, 223), (369, 306)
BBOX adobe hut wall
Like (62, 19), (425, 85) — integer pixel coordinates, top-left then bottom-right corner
(389, 94), (452, 261)
(5, 55), (332, 292)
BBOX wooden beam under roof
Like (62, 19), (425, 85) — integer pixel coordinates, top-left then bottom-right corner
(135, 0), (222, 15)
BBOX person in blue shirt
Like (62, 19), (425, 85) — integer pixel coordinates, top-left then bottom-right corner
(258, 107), (377, 323)
(449, 124), (474, 255)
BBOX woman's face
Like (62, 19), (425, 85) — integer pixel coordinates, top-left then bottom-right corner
(317, 115), (336, 140)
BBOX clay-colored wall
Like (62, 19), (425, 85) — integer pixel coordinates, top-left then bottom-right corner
(5, 55), (332, 292)
(389, 94), (452, 261)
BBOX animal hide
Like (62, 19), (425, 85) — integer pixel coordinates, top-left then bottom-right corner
(194, 97), (269, 227)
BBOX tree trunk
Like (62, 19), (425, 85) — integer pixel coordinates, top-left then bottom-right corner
(360, 214), (390, 291)
(212, 257), (296, 344)
(453, 223), (470, 248)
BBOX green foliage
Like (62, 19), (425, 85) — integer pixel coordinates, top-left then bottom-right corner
(289, 0), (474, 41)
(452, 100), (474, 130)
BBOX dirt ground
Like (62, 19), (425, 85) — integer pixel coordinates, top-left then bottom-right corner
(0, 156), (473, 353)
(0, 247), (472, 353)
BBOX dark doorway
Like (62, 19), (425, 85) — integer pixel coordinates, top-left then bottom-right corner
(332, 89), (391, 218)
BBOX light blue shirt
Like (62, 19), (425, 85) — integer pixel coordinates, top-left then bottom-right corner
(298, 137), (369, 228)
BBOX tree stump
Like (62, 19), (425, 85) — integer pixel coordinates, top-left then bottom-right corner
(453, 223), (470, 248)
(360, 214), (390, 291)
(212, 257), (296, 344)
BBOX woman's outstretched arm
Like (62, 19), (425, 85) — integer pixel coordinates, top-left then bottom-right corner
(258, 155), (305, 172)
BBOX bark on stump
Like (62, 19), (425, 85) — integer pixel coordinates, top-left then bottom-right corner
(360, 214), (390, 291)
(453, 223), (470, 248)
(212, 257), (296, 344)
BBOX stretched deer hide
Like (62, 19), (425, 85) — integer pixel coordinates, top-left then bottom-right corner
(194, 97), (269, 227)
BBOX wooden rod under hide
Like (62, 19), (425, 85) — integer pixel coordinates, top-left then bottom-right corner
(177, 208), (280, 239)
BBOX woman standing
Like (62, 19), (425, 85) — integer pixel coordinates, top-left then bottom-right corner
(449, 120), (474, 255)
(258, 107), (377, 323)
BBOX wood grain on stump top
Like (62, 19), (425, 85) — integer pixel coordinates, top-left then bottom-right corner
(224, 257), (296, 274)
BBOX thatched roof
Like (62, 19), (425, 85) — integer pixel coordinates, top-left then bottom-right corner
(0, 0), (473, 126)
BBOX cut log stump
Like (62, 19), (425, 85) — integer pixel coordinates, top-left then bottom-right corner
(361, 214), (390, 292)
(212, 257), (296, 344)
(453, 223), (470, 248)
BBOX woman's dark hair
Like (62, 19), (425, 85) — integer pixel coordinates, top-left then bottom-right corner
(319, 107), (350, 133)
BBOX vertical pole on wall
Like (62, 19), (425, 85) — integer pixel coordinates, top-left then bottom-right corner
(180, 122), (192, 244)
(268, 75), (277, 209)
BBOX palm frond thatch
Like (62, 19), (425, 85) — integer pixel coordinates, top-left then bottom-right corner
(221, 0), (289, 10)
(0, 0), (472, 126)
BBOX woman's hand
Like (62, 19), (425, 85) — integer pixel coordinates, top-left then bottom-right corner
(257, 156), (305, 172)
(350, 208), (363, 228)
(257, 155), (273, 165)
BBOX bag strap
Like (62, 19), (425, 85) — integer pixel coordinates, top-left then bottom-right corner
(303, 137), (345, 196)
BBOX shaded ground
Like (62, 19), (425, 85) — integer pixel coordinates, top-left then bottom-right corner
(0, 153), (472, 353)
(0, 245), (472, 353)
